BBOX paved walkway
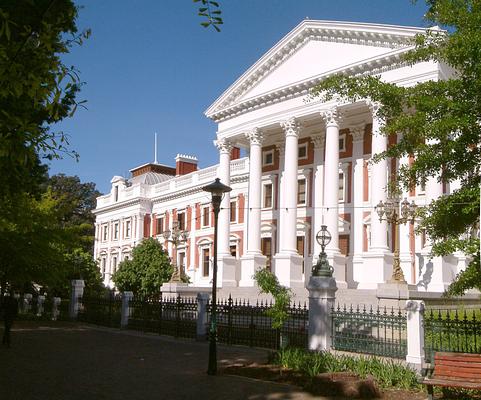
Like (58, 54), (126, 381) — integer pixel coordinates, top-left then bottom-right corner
(0, 321), (338, 400)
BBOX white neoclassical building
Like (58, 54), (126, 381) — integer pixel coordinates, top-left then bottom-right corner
(93, 20), (467, 295)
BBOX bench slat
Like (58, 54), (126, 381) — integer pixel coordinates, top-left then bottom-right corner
(423, 378), (481, 390)
(435, 366), (481, 377)
(435, 353), (481, 363)
(435, 359), (481, 370)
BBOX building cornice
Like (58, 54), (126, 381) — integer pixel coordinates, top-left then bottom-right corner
(93, 198), (151, 215)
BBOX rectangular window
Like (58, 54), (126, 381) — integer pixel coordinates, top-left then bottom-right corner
(125, 220), (131, 238)
(101, 258), (106, 277)
(156, 217), (164, 234)
(263, 183), (273, 208)
(178, 252), (185, 273)
(112, 256), (118, 274)
(298, 143), (308, 160)
(297, 179), (306, 205)
(114, 186), (119, 202)
(297, 236), (305, 274)
(202, 206), (210, 227)
(230, 201), (237, 222)
(113, 222), (119, 240)
(263, 150), (274, 166)
(261, 237), (272, 271)
(338, 172), (345, 202)
(102, 225), (108, 241)
(339, 134), (346, 152)
(202, 248), (210, 277)
(230, 245), (237, 258)
(177, 213), (185, 231)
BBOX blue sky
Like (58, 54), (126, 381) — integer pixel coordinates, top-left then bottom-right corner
(50, 0), (429, 194)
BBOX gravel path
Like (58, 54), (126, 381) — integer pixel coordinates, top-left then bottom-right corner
(0, 321), (336, 400)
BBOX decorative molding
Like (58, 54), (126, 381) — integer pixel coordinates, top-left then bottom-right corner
(245, 128), (264, 146)
(311, 134), (325, 149)
(275, 142), (286, 156)
(366, 99), (386, 126)
(350, 123), (365, 142)
(214, 138), (233, 154)
(280, 117), (301, 138)
(321, 107), (342, 127)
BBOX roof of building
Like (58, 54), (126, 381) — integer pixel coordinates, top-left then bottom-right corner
(129, 171), (173, 186)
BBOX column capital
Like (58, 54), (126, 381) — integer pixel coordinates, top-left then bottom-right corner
(349, 123), (365, 143)
(366, 99), (386, 125)
(311, 134), (325, 149)
(275, 141), (285, 156)
(321, 107), (342, 128)
(214, 137), (233, 154)
(245, 128), (264, 145)
(280, 117), (301, 138)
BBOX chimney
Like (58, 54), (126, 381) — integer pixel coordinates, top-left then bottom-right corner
(175, 154), (198, 176)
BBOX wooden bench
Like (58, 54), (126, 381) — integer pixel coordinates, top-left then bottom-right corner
(421, 352), (481, 399)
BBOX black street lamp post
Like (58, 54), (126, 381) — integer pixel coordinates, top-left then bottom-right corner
(202, 178), (232, 376)
(312, 225), (334, 277)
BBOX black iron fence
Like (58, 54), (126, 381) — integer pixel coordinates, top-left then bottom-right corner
(78, 293), (122, 328)
(209, 296), (308, 350)
(331, 304), (407, 359)
(128, 295), (197, 339)
(424, 307), (481, 362)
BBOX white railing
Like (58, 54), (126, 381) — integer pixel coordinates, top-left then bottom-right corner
(230, 157), (248, 174)
(197, 165), (218, 181)
(175, 174), (193, 188)
(154, 181), (171, 194)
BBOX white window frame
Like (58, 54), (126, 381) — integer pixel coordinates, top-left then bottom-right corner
(201, 246), (211, 278)
(339, 133), (346, 152)
(262, 149), (274, 167)
(124, 219), (131, 239)
(230, 199), (237, 223)
(202, 205), (210, 228)
(262, 182), (273, 209)
(298, 142), (308, 160)
(112, 255), (118, 274)
(297, 177), (307, 206)
(338, 163), (348, 203)
(102, 224), (108, 242)
(156, 215), (165, 235)
(177, 211), (186, 231)
(113, 222), (119, 240)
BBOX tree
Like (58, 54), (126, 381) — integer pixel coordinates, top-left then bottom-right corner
(0, 0), (88, 293)
(311, 0), (480, 295)
(112, 238), (173, 296)
(194, 0), (223, 32)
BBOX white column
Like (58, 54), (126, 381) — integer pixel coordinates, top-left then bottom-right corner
(421, 154), (448, 291)
(240, 128), (266, 286)
(280, 117), (300, 254)
(321, 107), (347, 288)
(322, 107), (341, 253)
(369, 102), (389, 252)
(120, 291), (134, 328)
(276, 142), (286, 252)
(350, 124), (365, 284)
(399, 154), (413, 283)
(246, 128), (263, 255)
(274, 118), (304, 288)
(215, 138), (233, 256)
(363, 101), (392, 288)
(312, 135), (325, 259)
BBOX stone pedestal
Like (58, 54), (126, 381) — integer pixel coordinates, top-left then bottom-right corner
(121, 291), (134, 328)
(273, 253), (304, 288)
(405, 300), (425, 370)
(239, 254), (266, 286)
(219, 255), (238, 287)
(331, 253), (347, 289)
(196, 292), (210, 341)
(360, 252), (393, 289)
(307, 275), (338, 351)
(69, 279), (85, 319)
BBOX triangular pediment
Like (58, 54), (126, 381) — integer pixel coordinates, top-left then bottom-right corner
(206, 20), (426, 121)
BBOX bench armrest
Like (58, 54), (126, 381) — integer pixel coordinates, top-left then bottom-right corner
(421, 362), (434, 378)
